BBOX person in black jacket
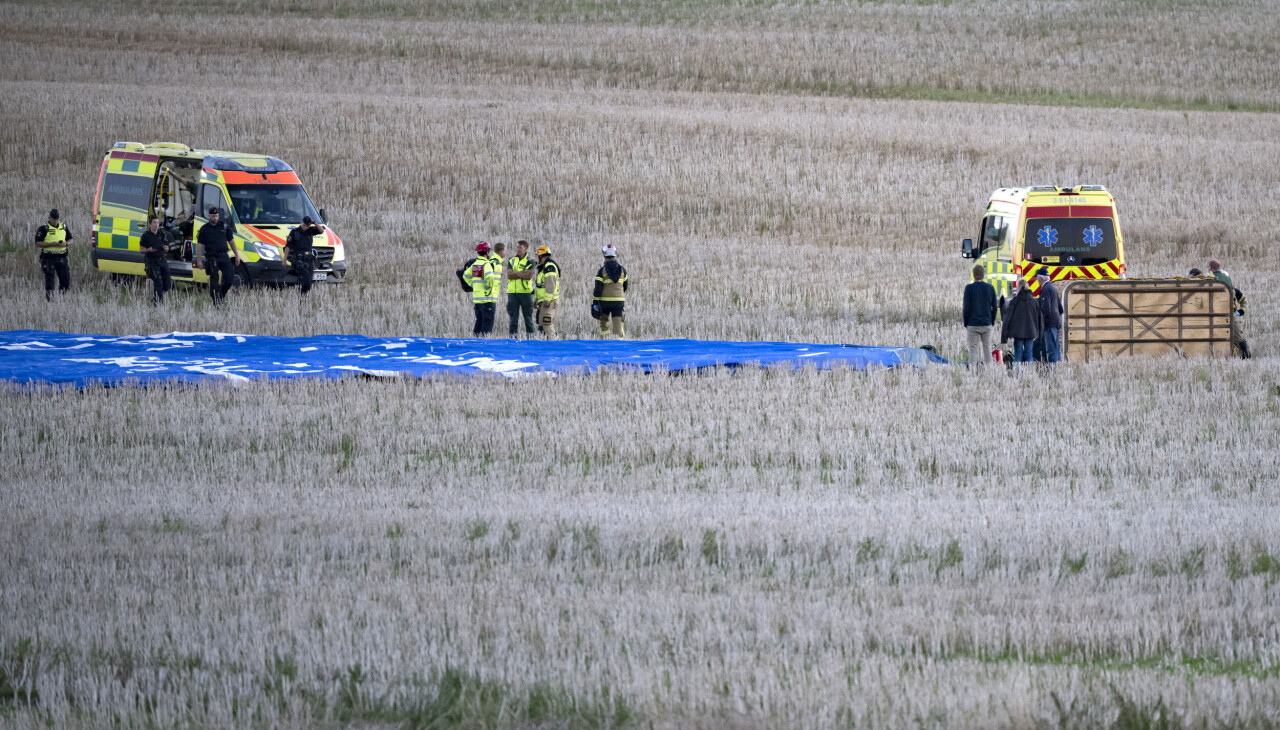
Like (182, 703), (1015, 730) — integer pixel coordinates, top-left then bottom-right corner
(1001, 281), (1044, 364)
(196, 207), (241, 305)
(34, 208), (73, 300)
(1035, 269), (1063, 363)
(284, 216), (325, 295)
(139, 216), (172, 304)
(962, 264), (998, 367)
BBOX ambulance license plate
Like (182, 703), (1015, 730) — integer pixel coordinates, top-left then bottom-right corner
(312, 272), (328, 282)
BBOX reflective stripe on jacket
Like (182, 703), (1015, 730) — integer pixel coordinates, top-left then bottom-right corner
(593, 260), (627, 302)
(535, 260), (560, 303)
(470, 258), (499, 303)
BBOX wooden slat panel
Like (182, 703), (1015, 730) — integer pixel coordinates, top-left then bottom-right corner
(1060, 279), (1234, 361)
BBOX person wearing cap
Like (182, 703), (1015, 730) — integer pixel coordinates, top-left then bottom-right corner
(505, 240), (536, 335)
(467, 242), (499, 335)
(139, 216), (172, 305)
(197, 206), (242, 305)
(284, 216), (326, 295)
(962, 264), (998, 367)
(34, 208), (73, 300)
(533, 244), (560, 336)
(1035, 268), (1063, 363)
(593, 244), (629, 338)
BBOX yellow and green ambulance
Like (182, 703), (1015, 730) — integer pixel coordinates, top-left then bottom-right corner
(91, 142), (346, 285)
(961, 185), (1126, 297)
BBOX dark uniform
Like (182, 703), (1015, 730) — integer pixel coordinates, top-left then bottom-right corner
(285, 219), (324, 295)
(35, 214), (72, 300)
(197, 213), (238, 305)
(140, 229), (172, 304)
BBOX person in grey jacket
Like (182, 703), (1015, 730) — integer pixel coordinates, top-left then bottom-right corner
(962, 264), (999, 367)
(1036, 269), (1063, 363)
(1001, 281), (1044, 364)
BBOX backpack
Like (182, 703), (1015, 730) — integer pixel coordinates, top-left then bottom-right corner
(455, 257), (476, 293)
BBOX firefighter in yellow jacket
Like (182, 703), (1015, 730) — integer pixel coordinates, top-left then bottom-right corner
(534, 244), (560, 336)
(35, 208), (73, 300)
(592, 244), (628, 338)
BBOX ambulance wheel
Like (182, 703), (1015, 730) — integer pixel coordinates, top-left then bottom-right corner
(233, 263), (251, 288)
(110, 273), (132, 286)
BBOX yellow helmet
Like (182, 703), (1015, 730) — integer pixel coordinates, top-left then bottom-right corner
(536, 245), (551, 256)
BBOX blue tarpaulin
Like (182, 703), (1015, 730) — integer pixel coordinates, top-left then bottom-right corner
(0, 330), (947, 387)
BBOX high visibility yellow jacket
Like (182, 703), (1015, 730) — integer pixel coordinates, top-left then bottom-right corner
(508, 255), (535, 294)
(469, 257), (499, 303)
(37, 222), (69, 255)
(535, 259), (560, 303)
(488, 254), (505, 295)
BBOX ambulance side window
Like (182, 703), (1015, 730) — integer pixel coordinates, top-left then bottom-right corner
(982, 216), (1006, 254)
(199, 184), (227, 219)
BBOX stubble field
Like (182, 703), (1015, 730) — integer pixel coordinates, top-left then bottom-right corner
(2, 1), (1280, 728)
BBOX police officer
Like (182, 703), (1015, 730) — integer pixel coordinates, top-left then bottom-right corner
(534, 244), (560, 336)
(197, 206), (242, 305)
(139, 216), (172, 305)
(284, 216), (325, 295)
(506, 240), (536, 335)
(34, 208), (73, 300)
(469, 242), (499, 335)
(593, 244), (628, 338)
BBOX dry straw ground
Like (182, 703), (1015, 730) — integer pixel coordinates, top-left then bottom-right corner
(2, 0), (1279, 728)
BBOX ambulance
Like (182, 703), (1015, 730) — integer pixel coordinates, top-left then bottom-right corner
(961, 186), (1125, 297)
(91, 142), (346, 285)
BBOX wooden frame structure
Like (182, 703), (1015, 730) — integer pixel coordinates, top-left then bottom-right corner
(1060, 278), (1234, 361)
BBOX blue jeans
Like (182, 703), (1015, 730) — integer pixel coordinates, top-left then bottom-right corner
(1013, 339), (1035, 362)
(1042, 327), (1061, 363)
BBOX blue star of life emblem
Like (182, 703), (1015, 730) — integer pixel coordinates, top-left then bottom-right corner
(1082, 225), (1103, 247)
(1037, 226), (1058, 247)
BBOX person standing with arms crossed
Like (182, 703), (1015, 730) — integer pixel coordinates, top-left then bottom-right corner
(139, 216), (172, 305)
(197, 206), (242, 305)
(534, 244), (560, 336)
(284, 216), (325, 295)
(593, 245), (629, 338)
(506, 240), (536, 335)
(34, 208), (73, 301)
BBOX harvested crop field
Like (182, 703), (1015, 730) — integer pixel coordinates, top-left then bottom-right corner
(1, 1), (1279, 728)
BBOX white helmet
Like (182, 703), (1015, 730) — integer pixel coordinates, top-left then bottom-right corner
(601, 244), (617, 258)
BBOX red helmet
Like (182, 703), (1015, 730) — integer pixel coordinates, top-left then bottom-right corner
(476, 241), (491, 254)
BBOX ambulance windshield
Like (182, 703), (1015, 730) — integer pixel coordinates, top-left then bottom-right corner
(227, 184), (320, 225)
(1023, 218), (1117, 267)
